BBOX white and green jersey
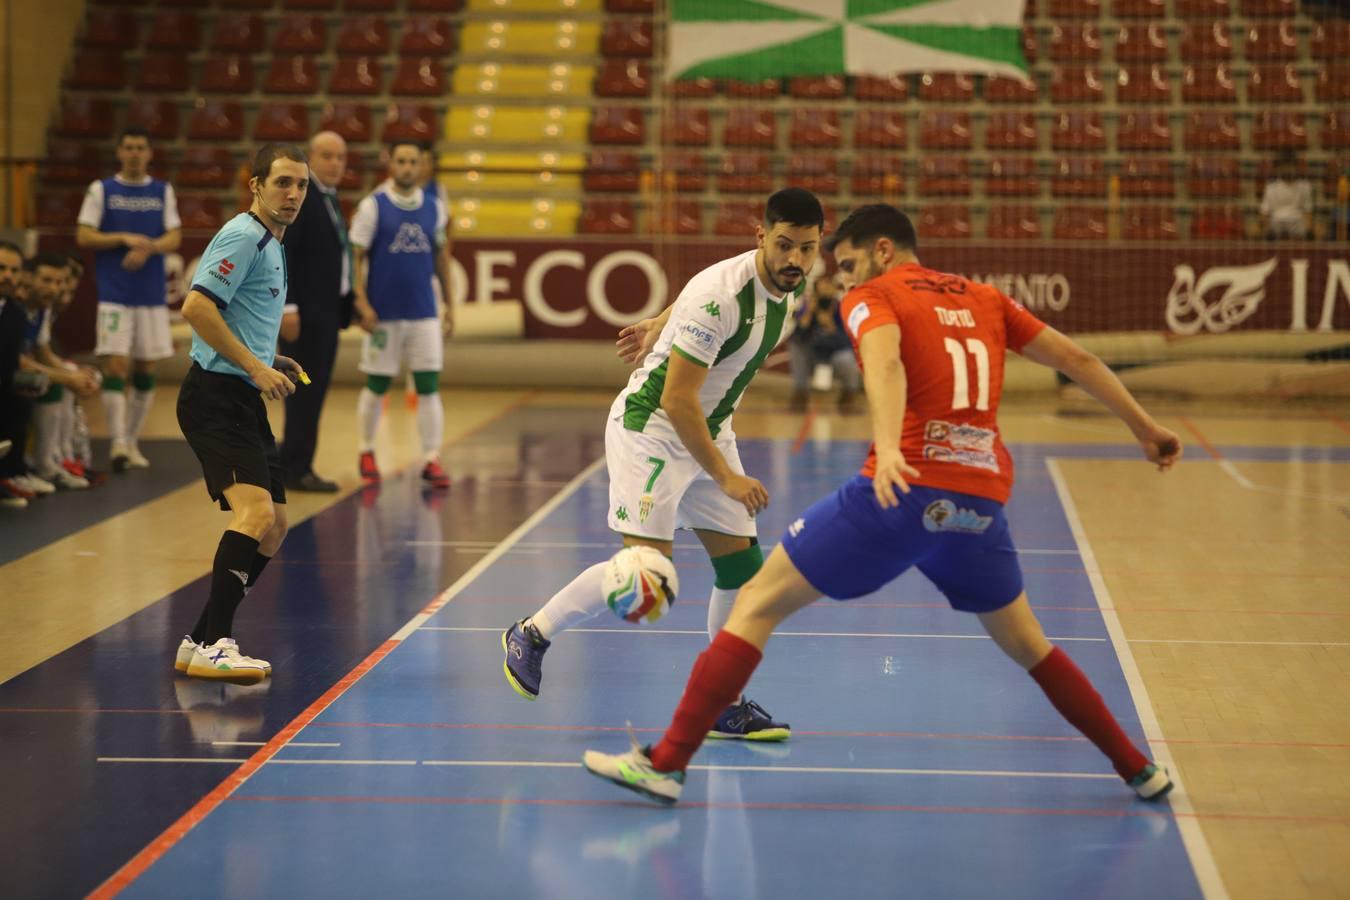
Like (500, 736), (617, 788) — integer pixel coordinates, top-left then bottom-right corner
(612, 249), (800, 442)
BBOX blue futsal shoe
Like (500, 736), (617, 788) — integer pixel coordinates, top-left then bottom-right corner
(502, 619), (550, 700)
(707, 698), (790, 742)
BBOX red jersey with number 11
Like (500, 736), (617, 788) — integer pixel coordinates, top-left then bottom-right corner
(839, 263), (1048, 504)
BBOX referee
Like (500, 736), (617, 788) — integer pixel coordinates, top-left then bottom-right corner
(174, 144), (309, 684)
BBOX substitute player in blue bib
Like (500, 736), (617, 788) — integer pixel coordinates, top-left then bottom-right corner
(173, 144), (310, 685)
(76, 125), (181, 473)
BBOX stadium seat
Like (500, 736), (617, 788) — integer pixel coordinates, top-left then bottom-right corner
(1175, 0), (1228, 14)
(1022, 24), (1039, 64)
(210, 16), (265, 53)
(663, 108), (710, 146)
(452, 63), (591, 98)
(393, 57), (445, 95)
(265, 56), (320, 94)
(230, 0), (275, 10)
(659, 150), (708, 193)
(320, 103), (374, 143)
(272, 15), (326, 53)
(133, 53), (190, 92)
(1182, 63), (1237, 103)
(82, 9), (136, 48)
(854, 74), (909, 102)
(1248, 64), (1302, 103)
(176, 147), (239, 189)
(985, 157), (1039, 197)
(339, 149), (366, 191)
(986, 111), (1038, 150)
(1322, 111), (1350, 150)
(607, 0), (653, 9)
(726, 79), (782, 99)
(254, 102), (310, 141)
(461, 21), (599, 57)
(1179, 21), (1231, 61)
(918, 158), (971, 196)
(1048, 24), (1101, 62)
(1191, 205), (1244, 238)
(601, 19), (651, 57)
(584, 150), (639, 192)
(851, 154), (904, 197)
(1184, 110), (1239, 150)
(336, 18), (390, 54)
(718, 152), (771, 194)
(284, 0), (339, 8)
(786, 155), (839, 195)
(917, 205), (972, 240)
(984, 75), (1038, 104)
(200, 55), (255, 93)
(127, 99), (180, 140)
(1240, 0), (1294, 15)
(1245, 21), (1298, 61)
(1116, 65), (1170, 103)
(145, 12), (200, 51)
(669, 77), (715, 98)
(789, 75), (845, 100)
(590, 106), (644, 144)
(1114, 23), (1168, 62)
(1117, 111), (1172, 152)
(1317, 64), (1350, 103)
(1048, 0), (1100, 16)
(1112, 0), (1164, 16)
(1053, 157), (1106, 196)
(1310, 21), (1350, 61)
(1053, 206), (1107, 240)
(579, 199), (635, 235)
(66, 50), (126, 90)
(35, 193), (85, 229)
(41, 143), (104, 186)
(1051, 112), (1105, 151)
(1252, 110), (1307, 150)
(1051, 66), (1104, 103)
(647, 200), (702, 236)
(177, 195), (224, 230)
(918, 111), (972, 150)
(383, 104), (437, 143)
(919, 72), (974, 103)
(400, 17), (455, 55)
(596, 60), (650, 97)
(1323, 157), (1348, 197)
(329, 56), (382, 95)
(1187, 157), (1240, 197)
(407, 0), (463, 10)
(987, 205), (1041, 239)
(1122, 206), (1179, 241)
(724, 109), (777, 148)
(348, 0), (398, 10)
(54, 97), (114, 139)
(1120, 157), (1175, 197)
(789, 108), (841, 149)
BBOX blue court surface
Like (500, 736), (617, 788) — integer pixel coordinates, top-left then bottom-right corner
(2, 422), (1230, 898)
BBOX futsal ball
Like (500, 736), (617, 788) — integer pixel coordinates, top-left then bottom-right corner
(603, 545), (678, 624)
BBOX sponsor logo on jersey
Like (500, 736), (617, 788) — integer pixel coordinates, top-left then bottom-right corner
(107, 195), (164, 213)
(925, 419), (995, 451)
(208, 259), (234, 287)
(388, 222), (432, 254)
(269, 287), (280, 298)
(922, 444), (1000, 473)
(845, 301), (870, 338)
(219, 260), (235, 275)
(922, 499), (992, 534)
(681, 321), (716, 350)
(934, 307), (977, 328)
(789, 517), (805, 537)
(639, 494), (654, 524)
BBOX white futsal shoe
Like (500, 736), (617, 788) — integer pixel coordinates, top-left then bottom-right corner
(185, 638), (269, 685)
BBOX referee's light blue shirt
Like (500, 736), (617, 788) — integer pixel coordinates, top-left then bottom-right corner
(189, 212), (288, 385)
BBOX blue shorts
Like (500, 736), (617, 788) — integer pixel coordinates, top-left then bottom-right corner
(782, 476), (1023, 614)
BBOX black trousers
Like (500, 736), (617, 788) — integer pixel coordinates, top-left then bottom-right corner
(278, 321), (339, 479)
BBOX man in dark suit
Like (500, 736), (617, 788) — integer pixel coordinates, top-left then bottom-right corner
(278, 131), (353, 492)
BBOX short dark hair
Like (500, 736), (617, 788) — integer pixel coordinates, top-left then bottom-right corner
(824, 203), (918, 254)
(0, 240), (23, 259)
(764, 187), (824, 231)
(30, 251), (70, 273)
(118, 125), (151, 145)
(252, 143), (309, 181)
(66, 252), (85, 271)
(388, 140), (424, 160)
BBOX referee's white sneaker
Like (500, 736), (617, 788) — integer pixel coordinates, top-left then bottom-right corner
(185, 638), (268, 685)
(126, 443), (150, 469)
(177, 635), (271, 676)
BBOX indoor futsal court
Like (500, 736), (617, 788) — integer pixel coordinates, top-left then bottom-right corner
(2, 388), (1347, 898)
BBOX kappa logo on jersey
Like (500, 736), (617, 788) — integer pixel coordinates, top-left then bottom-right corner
(701, 300), (721, 318)
(845, 301), (870, 338)
(925, 420), (995, 451)
(922, 499), (992, 534)
(681, 321), (716, 350)
(388, 222), (432, 254)
(789, 517), (805, 537)
(923, 444), (1000, 473)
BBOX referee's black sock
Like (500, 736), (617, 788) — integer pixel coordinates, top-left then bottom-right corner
(198, 530), (261, 646)
(191, 549), (272, 645)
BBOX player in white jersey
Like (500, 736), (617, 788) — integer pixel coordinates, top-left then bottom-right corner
(501, 189), (823, 740)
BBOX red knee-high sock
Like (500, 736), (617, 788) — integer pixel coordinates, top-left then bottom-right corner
(649, 631), (763, 773)
(1030, 646), (1150, 781)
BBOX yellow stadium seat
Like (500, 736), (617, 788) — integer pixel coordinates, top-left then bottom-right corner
(452, 64), (596, 99)
(438, 150), (584, 194)
(451, 197), (580, 236)
(467, 0), (601, 12)
(446, 105), (590, 144)
(459, 20), (601, 57)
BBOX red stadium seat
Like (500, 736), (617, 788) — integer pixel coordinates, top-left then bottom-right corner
(851, 154), (904, 197)
(1175, 0), (1228, 14)
(320, 103), (374, 143)
(176, 195), (224, 230)
(229, 0), (275, 10)
(789, 76), (845, 100)
(1120, 157), (1175, 197)
(1323, 157), (1348, 197)
(272, 15), (326, 53)
(1053, 157), (1106, 196)
(54, 97), (115, 139)
(329, 56), (382, 95)
(647, 200), (702, 236)
(918, 111), (972, 150)
(663, 108), (710, 146)
(336, 18), (390, 54)
(987, 205), (1041, 240)
(392, 57), (445, 95)
(984, 75), (1038, 104)
(127, 98), (180, 140)
(1118, 111), (1172, 152)
(35, 193), (85, 229)
(718, 153), (771, 194)
(146, 12), (200, 51)
(1245, 21), (1298, 61)
(658, 150), (707, 193)
(596, 60), (651, 97)
(985, 157), (1039, 197)
(669, 77), (715, 98)
(584, 150), (639, 192)
(714, 201), (762, 237)
(1047, 24), (1101, 62)
(381, 104), (437, 143)
(1053, 206), (1107, 240)
(339, 149), (366, 191)
(1050, 66), (1104, 103)
(1241, 0), (1294, 15)
(82, 9), (136, 48)
(1182, 64), (1237, 103)
(1122, 206), (1179, 240)
(284, 0), (339, 9)
(986, 111), (1038, 151)
(400, 17), (454, 56)
(41, 143), (104, 185)
(580, 200), (636, 235)
(789, 108), (840, 149)
(348, 0), (398, 10)
(1116, 65), (1170, 104)
(254, 103), (310, 141)
(1311, 21), (1350, 61)
(854, 74), (909, 102)
(1112, 0), (1164, 16)
(66, 50), (126, 90)
(607, 0), (653, 9)
(200, 55), (255, 93)
(210, 16), (265, 53)
(1048, 0), (1100, 17)
(134, 53), (190, 92)
(1252, 110), (1307, 150)
(1114, 24), (1168, 62)
(176, 147), (239, 188)
(590, 106), (645, 145)
(602, 20), (652, 57)
(1022, 24), (1039, 64)
(724, 109), (776, 148)
(1321, 111), (1350, 150)
(918, 158), (971, 196)
(265, 56), (320, 94)
(1184, 110), (1240, 150)
(786, 154), (839, 195)
(1317, 64), (1350, 103)
(725, 79), (781, 99)
(1248, 64), (1302, 103)
(407, 0), (463, 10)
(1187, 157), (1240, 197)
(919, 72), (974, 103)
(917, 205), (972, 240)
(1051, 112), (1105, 151)
(1179, 21), (1231, 61)
(1192, 206), (1244, 239)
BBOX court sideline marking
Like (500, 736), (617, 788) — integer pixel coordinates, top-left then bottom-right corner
(88, 456), (608, 899)
(1047, 459), (1228, 900)
(1180, 417), (1350, 504)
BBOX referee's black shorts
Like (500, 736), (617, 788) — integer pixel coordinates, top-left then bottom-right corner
(177, 362), (286, 510)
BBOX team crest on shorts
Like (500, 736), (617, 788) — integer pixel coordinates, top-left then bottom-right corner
(639, 494), (654, 524)
(922, 499), (992, 534)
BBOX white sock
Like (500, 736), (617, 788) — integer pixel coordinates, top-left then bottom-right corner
(102, 389), (127, 447)
(357, 388), (383, 452)
(530, 562), (609, 640)
(708, 587), (738, 639)
(59, 392), (77, 462)
(126, 389), (154, 445)
(416, 392), (444, 462)
(73, 403), (92, 464)
(33, 402), (62, 474)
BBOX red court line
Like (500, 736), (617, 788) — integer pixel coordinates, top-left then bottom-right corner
(790, 405), (816, 455)
(1179, 416), (1222, 460)
(225, 794), (1350, 826)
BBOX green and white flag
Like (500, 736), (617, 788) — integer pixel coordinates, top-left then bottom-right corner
(669, 0), (1027, 80)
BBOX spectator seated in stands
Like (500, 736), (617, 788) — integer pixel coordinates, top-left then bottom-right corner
(788, 273), (861, 414)
(1260, 151), (1313, 239)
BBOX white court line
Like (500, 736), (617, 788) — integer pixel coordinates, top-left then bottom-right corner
(211, 741), (342, 748)
(422, 760), (1116, 780)
(1216, 457), (1350, 504)
(98, 758), (246, 764)
(1130, 639), (1350, 648)
(268, 759), (418, 766)
(407, 539), (1081, 556)
(418, 626), (1107, 643)
(1048, 459), (1228, 900)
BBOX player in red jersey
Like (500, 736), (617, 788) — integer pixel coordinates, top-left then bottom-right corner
(583, 203), (1183, 805)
